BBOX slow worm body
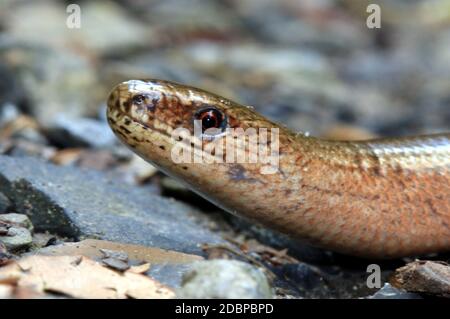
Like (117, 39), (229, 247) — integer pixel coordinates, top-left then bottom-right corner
(107, 79), (450, 258)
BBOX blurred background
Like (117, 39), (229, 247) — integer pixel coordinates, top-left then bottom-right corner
(1, 0), (449, 139)
(0, 0), (449, 190)
(0, 0), (449, 299)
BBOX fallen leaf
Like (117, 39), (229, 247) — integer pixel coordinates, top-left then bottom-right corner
(0, 255), (175, 299)
(33, 239), (203, 264)
(128, 263), (151, 274)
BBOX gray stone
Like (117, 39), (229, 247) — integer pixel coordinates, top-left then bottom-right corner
(102, 257), (130, 271)
(100, 249), (130, 271)
(0, 193), (12, 213)
(47, 115), (116, 148)
(147, 263), (196, 289)
(0, 213), (33, 231)
(0, 155), (225, 255)
(178, 260), (273, 299)
(0, 226), (32, 251)
(368, 283), (422, 299)
(99, 248), (128, 261)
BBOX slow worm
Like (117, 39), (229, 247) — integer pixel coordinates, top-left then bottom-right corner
(107, 79), (450, 258)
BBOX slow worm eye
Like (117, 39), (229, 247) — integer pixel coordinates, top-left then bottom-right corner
(195, 107), (226, 133)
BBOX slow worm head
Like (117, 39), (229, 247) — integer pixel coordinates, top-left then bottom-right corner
(107, 79), (450, 259)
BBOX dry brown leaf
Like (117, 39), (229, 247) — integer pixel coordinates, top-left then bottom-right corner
(0, 255), (175, 299)
(34, 239), (203, 264)
(128, 263), (151, 274)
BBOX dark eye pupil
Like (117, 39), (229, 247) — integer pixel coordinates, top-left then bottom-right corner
(202, 113), (218, 129)
(195, 108), (225, 133)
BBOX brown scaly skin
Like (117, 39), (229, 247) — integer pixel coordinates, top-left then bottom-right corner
(107, 79), (450, 259)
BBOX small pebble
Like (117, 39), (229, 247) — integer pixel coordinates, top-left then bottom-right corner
(178, 259), (273, 299)
(102, 257), (130, 271)
(0, 226), (33, 251)
(99, 248), (129, 261)
(0, 213), (34, 231)
(100, 248), (130, 271)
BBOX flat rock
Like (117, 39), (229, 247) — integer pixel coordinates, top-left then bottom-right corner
(0, 155), (225, 255)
